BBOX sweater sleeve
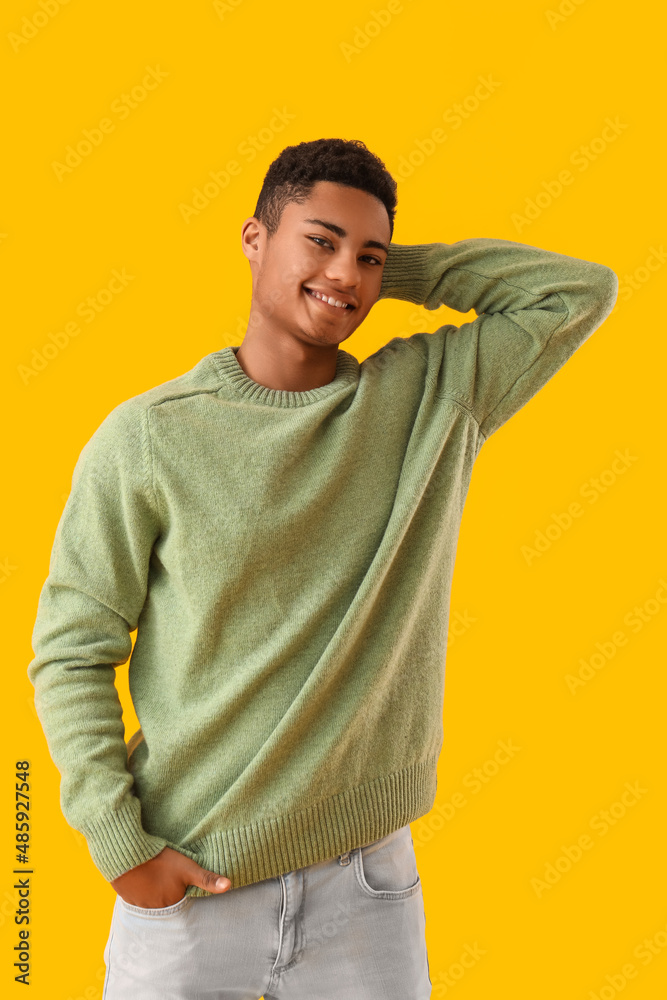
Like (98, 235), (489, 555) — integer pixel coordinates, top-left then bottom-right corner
(27, 399), (168, 882)
(378, 238), (618, 440)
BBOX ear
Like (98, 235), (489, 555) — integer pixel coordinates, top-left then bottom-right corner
(241, 217), (264, 268)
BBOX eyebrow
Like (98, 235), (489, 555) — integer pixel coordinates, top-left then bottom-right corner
(303, 218), (389, 255)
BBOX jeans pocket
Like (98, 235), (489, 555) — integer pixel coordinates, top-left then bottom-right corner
(355, 825), (422, 899)
(118, 891), (192, 917)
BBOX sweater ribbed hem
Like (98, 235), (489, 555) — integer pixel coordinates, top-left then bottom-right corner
(210, 345), (359, 408)
(79, 796), (168, 882)
(176, 755), (439, 895)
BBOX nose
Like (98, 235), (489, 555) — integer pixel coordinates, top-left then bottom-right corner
(323, 250), (362, 290)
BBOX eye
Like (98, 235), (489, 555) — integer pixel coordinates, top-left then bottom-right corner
(308, 235), (332, 249)
(307, 236), (383, 266)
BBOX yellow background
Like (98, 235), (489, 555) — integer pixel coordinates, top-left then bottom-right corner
(2, 0), (665, 996)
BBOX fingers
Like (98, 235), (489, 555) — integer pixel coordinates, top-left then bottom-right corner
(179, 854), (231, 893)
(196, 867), (232, 892)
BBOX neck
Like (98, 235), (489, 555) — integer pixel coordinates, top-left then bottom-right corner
(234, 314), (340, 392)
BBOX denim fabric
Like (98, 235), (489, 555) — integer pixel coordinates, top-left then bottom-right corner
(102, 823), (431, 999)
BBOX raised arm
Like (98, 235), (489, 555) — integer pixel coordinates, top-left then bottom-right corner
(378, 238), (618, 440)
(27, 400), (168, 882)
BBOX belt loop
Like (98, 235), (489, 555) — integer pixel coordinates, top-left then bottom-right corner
(338, 851), (351, 866)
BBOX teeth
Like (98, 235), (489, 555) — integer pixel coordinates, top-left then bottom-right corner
(308, 288), (349, 309)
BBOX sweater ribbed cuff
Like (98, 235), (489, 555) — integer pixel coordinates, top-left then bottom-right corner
(379, 242), (448, 308)
(78, 796), (168, 882)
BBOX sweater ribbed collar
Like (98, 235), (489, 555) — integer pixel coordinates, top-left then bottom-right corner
(210, 344), (360, 408)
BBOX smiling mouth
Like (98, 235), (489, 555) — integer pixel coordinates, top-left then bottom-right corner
(303, 286), (355, 311)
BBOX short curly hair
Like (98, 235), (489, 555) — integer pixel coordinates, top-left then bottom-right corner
(253, 138), (397, 241)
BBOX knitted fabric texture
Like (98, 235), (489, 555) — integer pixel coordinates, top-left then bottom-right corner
(28, 238), (618, 894)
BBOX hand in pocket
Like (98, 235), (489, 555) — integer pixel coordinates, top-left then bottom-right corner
(110, 846), (232, 908)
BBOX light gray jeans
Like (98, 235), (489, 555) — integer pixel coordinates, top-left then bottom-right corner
(102, 823), (432, 999)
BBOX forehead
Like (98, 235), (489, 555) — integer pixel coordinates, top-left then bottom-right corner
(284, 180), (390, 239)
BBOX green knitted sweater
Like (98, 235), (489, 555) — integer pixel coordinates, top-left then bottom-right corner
(28, 238), (618, 894)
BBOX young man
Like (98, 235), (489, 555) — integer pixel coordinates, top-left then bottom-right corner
(28, 137), (618, 999)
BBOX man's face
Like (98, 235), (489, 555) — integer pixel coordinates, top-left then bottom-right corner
(241, 180), (391, 349)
